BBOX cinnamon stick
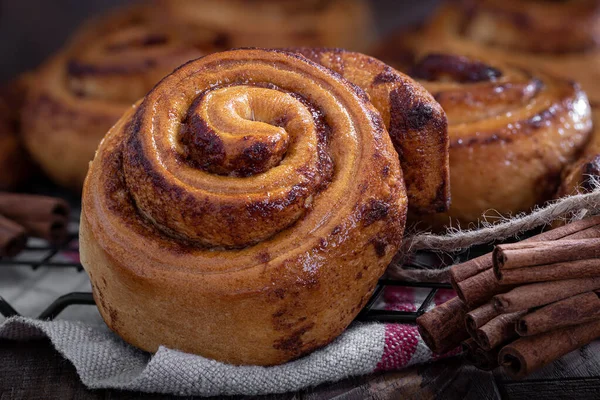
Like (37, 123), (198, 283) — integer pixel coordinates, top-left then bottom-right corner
(494, 238), (600, 270)
(450, 254), (493, 284)
(0, 193), (69, 222)
(0, 214), (26, 257)
(493, 277), (600, 313)
(499, 319), (600, 379)
(416, 296), (469, 354)
(449, 216), (600, 283)
(450, 218), (600, 308)
(475, 311), (526, 350)
(18, 216), (68, 245)
(465, 302), (500, 338)
(454, 269), (512, 308)
(496, 258), (600, 285)
(516, 291), (600, 336)
(529, 216), (600, 240)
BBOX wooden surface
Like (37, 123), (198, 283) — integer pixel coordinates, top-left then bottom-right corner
(1, 338), (599, 399)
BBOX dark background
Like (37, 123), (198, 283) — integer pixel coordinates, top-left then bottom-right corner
(0, 0), (440, 83)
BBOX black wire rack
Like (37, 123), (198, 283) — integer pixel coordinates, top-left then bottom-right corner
(0, 209), (453, 323)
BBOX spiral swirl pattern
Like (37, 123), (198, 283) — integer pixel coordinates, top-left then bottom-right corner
(81, 49), (413, 365)
(291, 48), (450, 215)
(124, 76), (337, 248)
(406, 53), (592, 227)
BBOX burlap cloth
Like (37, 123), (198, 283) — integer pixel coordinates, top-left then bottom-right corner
(0, 286), (457, 397)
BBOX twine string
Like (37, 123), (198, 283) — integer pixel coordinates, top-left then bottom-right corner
(388, 180), (600, 282)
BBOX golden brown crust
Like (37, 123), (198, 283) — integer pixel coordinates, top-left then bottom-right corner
(376, 0), (600, 228)
(22, 5), (204, 191)
(80, 49), (414, 365)
(290, 48), (450, 215)
(382, 53), (592, 228)
(156, 0), (375, 51)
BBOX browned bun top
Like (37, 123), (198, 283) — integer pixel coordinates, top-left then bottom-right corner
(85, 48), (407, 252)
(373, 0), (600, 104)
(408, 53), (590, 144)
(23, 0), (377, 191)
(62, 5), (205, 104)
(371, 0), (600, 226)
(80, 48), (421, 365)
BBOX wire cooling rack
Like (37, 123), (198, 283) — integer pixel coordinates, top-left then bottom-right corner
(0, 209), (452, 322)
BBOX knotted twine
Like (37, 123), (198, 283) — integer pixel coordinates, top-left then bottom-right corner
(389, 180), (600, 282)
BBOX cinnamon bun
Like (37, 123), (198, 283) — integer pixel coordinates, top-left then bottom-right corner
(80, 49), (446, 365)
(402, 54), (591, 228)
(375, 0), (600, 219)
(21, 6), (204, 190)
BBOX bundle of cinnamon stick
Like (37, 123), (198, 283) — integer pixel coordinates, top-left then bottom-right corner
(417, 216), (600, 378)
(0, 192), (70, 257)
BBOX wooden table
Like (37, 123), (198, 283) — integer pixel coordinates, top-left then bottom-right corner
(2, 338), (599, 399)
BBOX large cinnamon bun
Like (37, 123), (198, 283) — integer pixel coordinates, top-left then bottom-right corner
(398, 54), (591, 228)
(80, 49), (447, 365)
(21, 6), (205, 190)
(157, 0), (375, 52)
